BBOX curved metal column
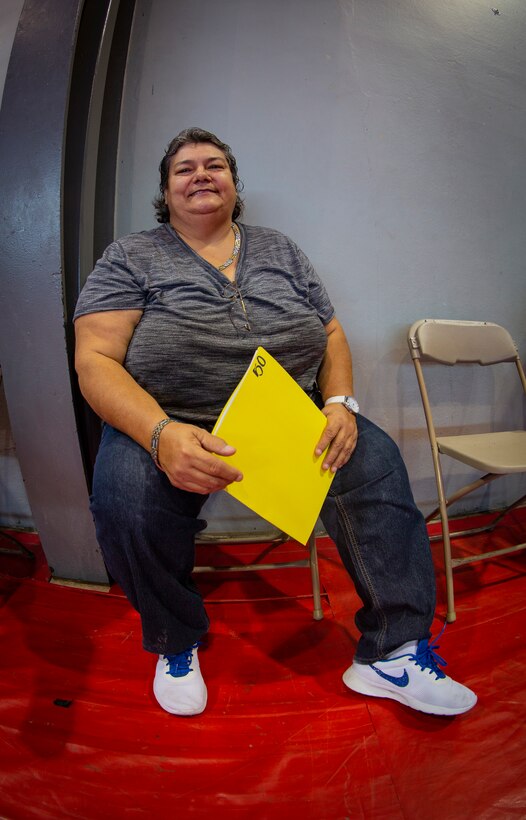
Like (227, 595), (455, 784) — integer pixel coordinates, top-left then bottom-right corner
(0, 0), (135, 581)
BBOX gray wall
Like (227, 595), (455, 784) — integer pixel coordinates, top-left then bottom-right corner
(1, 0), (525, 534)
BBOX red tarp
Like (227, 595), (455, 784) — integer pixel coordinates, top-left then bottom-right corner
(1, 512), (525, 818)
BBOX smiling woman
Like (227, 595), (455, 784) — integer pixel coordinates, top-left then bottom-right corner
(72, 126), (477, 720)
(163, 144), (240, 277)
(152, 129), (245, 280)
(167, 147), (236, 215)
(153, 127), (245, 224)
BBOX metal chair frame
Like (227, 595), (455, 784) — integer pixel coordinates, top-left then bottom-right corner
(194, 528), (324, 620)
(408, 319), (526, 622)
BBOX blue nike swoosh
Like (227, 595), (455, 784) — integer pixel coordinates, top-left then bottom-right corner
(371, 666), (409, 687)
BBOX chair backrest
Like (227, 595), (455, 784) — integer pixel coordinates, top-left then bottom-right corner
(408, 319), (520, 366)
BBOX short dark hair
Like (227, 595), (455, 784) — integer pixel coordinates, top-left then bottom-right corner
(153, 127), (244, 223)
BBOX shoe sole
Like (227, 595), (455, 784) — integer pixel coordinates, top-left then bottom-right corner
(155, 698), (207, 717)
(153, 682), (208, 716)
(343, 667), (477, 716)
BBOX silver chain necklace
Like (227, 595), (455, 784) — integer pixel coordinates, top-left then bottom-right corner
(217, 223), (241, 272)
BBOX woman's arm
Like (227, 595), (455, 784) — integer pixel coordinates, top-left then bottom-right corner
(74, 310), (242, 493)
(314, 316), (358, 472)
(75, 309), (161, 444)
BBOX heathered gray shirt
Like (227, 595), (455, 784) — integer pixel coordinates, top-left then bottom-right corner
(74, 222), (335, 431)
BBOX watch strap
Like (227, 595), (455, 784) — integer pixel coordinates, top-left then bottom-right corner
(324, 395), (359, 414)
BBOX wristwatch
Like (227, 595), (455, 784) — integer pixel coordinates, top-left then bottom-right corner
(324, 395), (360, 414)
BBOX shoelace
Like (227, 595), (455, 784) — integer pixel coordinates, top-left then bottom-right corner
(383, 623), (448, 680)
(164, 642), (199, 678)
(412, 632), (447, 679)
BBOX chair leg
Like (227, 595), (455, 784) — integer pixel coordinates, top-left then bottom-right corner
(426, 443), (457, 622)
(442, 523), (456, 623)
(435, 478), (457, 623)
(308, 531), (323, 621)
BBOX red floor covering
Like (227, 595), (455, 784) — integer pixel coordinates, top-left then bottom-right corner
(1, 511), (526, 819)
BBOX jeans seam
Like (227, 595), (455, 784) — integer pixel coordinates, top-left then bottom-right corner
(335, 494), (388, 658)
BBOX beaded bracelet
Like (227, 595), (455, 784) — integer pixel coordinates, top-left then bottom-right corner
(150, 418), (176, 468)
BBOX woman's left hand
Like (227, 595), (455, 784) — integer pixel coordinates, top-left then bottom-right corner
(315, 404), (358, 472)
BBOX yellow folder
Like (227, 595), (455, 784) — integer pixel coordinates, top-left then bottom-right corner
(212, 347), (335, 544)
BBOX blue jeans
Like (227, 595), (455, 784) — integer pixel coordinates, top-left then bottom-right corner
(90, 415), (435, 661)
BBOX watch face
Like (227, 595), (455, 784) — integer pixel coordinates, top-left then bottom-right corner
(344, 396), (359, 414)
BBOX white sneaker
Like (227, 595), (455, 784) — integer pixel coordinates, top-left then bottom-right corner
(153, 643), (207, 716)
(343, 636), (477, 716)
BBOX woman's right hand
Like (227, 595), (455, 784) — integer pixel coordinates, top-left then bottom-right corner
(157, 422), (243, 494)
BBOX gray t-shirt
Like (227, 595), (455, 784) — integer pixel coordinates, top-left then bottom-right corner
(74, 222), (335, 430)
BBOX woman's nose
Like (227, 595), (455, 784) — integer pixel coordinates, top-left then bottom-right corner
(194, 165), (211, 180)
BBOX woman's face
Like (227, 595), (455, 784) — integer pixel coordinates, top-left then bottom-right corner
(165, 142), (237, 223)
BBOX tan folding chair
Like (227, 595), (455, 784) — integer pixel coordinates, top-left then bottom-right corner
(194, 527), (324, 620)
(408, 319), (526, 622)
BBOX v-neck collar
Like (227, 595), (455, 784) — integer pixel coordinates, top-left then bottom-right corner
(164, 222), (246, 284)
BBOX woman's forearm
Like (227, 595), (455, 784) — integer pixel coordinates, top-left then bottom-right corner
(317, 317), (355, 400)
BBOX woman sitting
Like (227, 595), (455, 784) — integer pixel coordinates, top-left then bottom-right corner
(74, 127), (476, 718)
